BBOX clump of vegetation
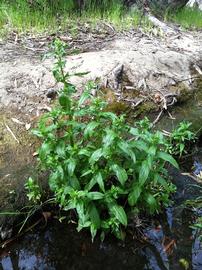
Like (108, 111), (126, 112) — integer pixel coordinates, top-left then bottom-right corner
(0, 0), (137, 35)
(1, 1), (201, 37)
(166, 121), (196, 157)
(29, 39), (179, 240)
(186, 185), (202, 241)
(25, 177), (41, 204)
(166, 7), (202, 30)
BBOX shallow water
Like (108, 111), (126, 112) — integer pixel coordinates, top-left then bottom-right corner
(0, 204), (202, 270)
(155, 84), (202, 133)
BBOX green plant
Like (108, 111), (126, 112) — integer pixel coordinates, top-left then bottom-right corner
(24, 177), (42, 204)
(191, 217), (202, 229)
(0, 0), (142, 36)
(166, 121), (196, 157)
(32, 39), (178, 240)
(167, 7), (202, 30)
(185, 185), (202, 240)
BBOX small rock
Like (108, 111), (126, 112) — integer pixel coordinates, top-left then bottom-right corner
(25, 123), (31, 130)
(187, 0), (202, 10)
(46, 89), (57, 99)
(0, 226), (12, 241)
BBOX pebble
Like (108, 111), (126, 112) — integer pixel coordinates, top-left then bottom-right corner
(46, 89), (57, 99)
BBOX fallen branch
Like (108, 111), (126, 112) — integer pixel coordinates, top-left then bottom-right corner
(146, 13), (176, 35)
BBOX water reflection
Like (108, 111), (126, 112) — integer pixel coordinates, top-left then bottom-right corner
(0, 205), (202, 270)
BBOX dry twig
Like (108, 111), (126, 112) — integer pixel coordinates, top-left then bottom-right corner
(5, 123), (20, 144)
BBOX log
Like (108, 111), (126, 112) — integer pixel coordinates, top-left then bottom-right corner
(126, 0), (189, 11)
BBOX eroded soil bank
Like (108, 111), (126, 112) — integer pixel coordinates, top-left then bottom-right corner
(1, 27), (202, 114)
(0, 109), (38, 239)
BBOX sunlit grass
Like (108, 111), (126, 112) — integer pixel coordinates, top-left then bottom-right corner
(0, 2), (68, 35)
(0, 0), (145, 37)
(167, 7), (202, 29)
(1, 1), (201, 38)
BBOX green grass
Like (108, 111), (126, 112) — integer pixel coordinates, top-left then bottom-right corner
(0, 0), (74, 35)
(1, 1), (201, 38)
(0, 0), (143, 37)
(167, 7), (202, 29)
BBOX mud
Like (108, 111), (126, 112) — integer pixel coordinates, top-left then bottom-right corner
(0, 109), (38, 240)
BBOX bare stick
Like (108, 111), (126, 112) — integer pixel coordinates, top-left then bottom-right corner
(167, 111), (175, 120)
(152, 109), (163, 126)
(5, 123), (20, 144)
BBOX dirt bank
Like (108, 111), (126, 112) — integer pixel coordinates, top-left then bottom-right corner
(1, 28), (202, 117)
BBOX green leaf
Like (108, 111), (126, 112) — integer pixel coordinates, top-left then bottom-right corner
(146, 155), (153, 171)
(81, 169), (92, 177)
(133, 140), (148, 152)
(88, 203), (101, 229)
(87, 192), (104, 200)
(94, 172), (105, 192)
(57, 165), (64, 179)
(100, 112), (117, 122)
(118, 141), (136, 163)
(111, 164), (128, 186)
(77, 221), (91, 232)
(64, 200), (76, 211)
(76, 201), (85, 224)
(103, 129), (116, 146)
(90, 224), (97, 241)
(180, 143), (185, 154)
(85, 177), (97, 191)
(148, 145), (156, 156)
(63, 186), (74, 195)
(157, 152), (179, 169)
(84, 122), (99, 138)
(78, 149), (91, 157)
(145, 193), (157, 214)
(128, 185), (142, 206)
(111, 205), (127, 226)
(67, 158), (76, 176)
(39, 142), (51, 160)
(89, 148), (103, 165)
(73, 71), (90, 77)
(49, 171), (60, 191)
(129, 127), (139, 136)
(118, 141), (129, 154)
(128, 150), (136, 164)
(56, 141), (66, 158)
(154, 173), (167, 187)
(32, 129), (43, 138)
(59, 94), (70, 110)
(139, 160), (150, 185)
(69, 175), (80, 190)
(78, 91), (91, 107)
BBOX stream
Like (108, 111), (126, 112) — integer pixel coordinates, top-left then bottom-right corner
(0, 201), (201, 270)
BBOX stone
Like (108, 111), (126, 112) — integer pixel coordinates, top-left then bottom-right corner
(46, 89), (58, 99)
(187, 0), (202, 10)
(125, 0), (189, 11)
